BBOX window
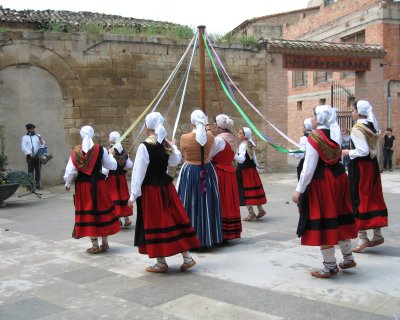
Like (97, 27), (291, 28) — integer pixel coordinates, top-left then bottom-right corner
(341, 31), (365, 44)
(324, 0), (336, 5)
(297, 101), (303, 111)
(314, 71), (333, 84)
(341, 71), (355, 79)
(293, 71), (307, 87)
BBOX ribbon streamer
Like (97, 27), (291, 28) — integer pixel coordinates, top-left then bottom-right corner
(117, 34), (197, 145)
(205, 35), (302, 151)
(203, 35), (292, 153)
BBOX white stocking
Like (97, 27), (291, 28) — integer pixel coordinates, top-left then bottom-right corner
(320, 247), (337, 272)
(372, 228), (383, 242)
(357, 230), (369, 246)
(339, 240), (354, 263)
(90, 237), (99, 248)
(181, 251), (193, 264)
(156, 257), (167, 268)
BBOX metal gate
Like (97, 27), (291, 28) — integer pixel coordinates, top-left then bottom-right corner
(331, 80), (355, 131)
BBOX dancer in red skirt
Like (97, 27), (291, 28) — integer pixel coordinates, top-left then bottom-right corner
(128, 112), (200, 273)
(292, 105), (358, 278)
(64, 126), (121, 254)
(104, 131), (133, 228)
(235, 127), (267, 221)
(342, 100), (388, 253)
(209, 114), (242, 241)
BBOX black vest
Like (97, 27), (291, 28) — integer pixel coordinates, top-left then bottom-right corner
(142, 142), (173, 186)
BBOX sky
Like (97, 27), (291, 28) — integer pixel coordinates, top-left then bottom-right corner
(1, 0), (311, 34)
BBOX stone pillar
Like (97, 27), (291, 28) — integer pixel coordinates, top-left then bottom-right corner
(265, 52), (288, 171)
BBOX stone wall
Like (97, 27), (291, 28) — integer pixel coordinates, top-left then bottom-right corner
(0, 30), (277, 183)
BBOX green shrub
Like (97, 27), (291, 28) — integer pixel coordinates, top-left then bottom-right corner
(6, 170), (36, 191)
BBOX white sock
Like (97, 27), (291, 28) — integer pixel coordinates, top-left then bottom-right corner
(320, 247), (337, 272)
(181, 251), (192, 264)
(247, 206), (255, 214)
(339, 240), (354, 263)
(156, 257), (167, 268)
(372, 228), (383, 242)
(101, 236), (108, 245)
(90, 237), (99, 248)
(357, 230), (369, 246)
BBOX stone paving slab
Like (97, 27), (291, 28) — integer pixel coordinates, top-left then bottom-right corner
(0, 171), (399, 319)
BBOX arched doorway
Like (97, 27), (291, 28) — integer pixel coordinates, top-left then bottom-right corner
(0, 65), (67, 184)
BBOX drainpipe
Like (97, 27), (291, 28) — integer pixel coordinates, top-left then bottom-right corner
(387, 80), (400, 128)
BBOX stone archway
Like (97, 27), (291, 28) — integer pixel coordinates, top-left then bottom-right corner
(0, 44), (79, 184)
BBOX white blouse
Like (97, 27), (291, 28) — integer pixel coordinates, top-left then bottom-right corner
(234, 142), (259, 166)
(208, 136), (226, 160)
(295, 126), (329, 193)
(289, 135), (307, 159)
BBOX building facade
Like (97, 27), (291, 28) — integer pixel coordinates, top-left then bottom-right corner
(233, 0), (400, 167)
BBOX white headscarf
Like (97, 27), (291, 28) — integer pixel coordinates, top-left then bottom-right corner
(315, 105), (342, 145)
(109, 131), (122, 152)
(303, 118), (313, 132)
(145, 112), (167, 144)
(190, 109), (207, 146)
(243, 127), (256, 146)
(356, 100), (379, 131)
(216, 114), (234, 131)
(80, 126), (94, 153)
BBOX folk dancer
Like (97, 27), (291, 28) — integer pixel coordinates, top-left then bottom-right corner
(342, 100), (388, 253)
(292, 105), (358, 278)
(235, 127), (267, 221)
(177, 109), (223, 249)
(128, 112), (200, 273)
(209, 114), (242, 242)
(64, 126), (121, 254)
(104, 131), (134, 228)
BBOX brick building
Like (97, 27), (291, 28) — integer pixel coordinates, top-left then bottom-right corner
(233, 0), (400, 167)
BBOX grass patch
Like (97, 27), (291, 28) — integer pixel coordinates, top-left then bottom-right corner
(82, 21), (104, 34)
(37, 19), (194, 39)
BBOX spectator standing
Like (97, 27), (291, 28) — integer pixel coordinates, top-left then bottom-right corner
(383, 128), (395, 172)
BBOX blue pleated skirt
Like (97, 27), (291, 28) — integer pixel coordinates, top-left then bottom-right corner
(177, 162), (223, 248)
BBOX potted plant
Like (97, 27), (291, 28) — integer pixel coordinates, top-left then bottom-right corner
(0, 125), (35, 206)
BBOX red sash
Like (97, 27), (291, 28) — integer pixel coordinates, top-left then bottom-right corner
(308, 130), (341, 165)
(71, 144), (100, 175)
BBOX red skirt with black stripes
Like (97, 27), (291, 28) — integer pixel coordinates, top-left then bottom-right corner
(73, 179), (121, 238)
(238, 167), (267, 206)
(135, 183), (200, 258)
(353, 160), (388, 230)
(301, 169), (357, 246)
(214, 165), (241, 240)
(107, 173), (133, 217)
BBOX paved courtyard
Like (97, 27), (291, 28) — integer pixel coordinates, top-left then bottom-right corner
(0, 166), (399, 319)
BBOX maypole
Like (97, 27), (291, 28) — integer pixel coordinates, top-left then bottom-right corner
(198, 25), (206, 113)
